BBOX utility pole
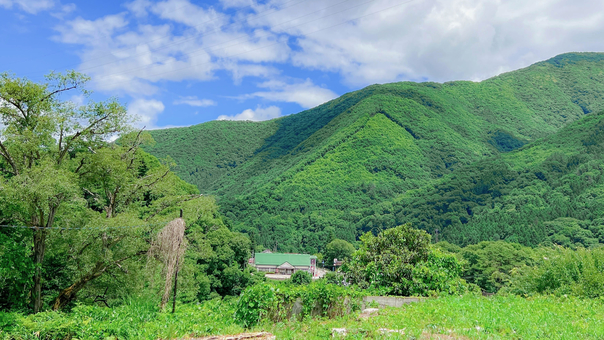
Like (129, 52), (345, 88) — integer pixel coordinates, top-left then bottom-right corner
(172, 209), (183, 314)
(434, 229), (439, 243)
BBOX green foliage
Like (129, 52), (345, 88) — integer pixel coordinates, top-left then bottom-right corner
(342, 223), (469, 296)
(234, 281), (364, 328)
(144, 53), (604, 253)
(504, 247), (604, 298)
(4, 292), (604, 339)
(356, 110), (604, 248)
(322, 239), (355, 268)
(0, 296), (242, 340)
(458, 241), (537, 293)
(289, 271), (312, 285)
(0, 72), (254, 312)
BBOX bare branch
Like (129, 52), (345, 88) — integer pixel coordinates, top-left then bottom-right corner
(40, 86), (77, 103)
(58, 114), (111, 165)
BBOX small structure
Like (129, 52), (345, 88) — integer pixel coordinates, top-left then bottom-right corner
(252, 253), (317, 276)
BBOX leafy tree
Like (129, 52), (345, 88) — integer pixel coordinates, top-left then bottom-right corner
(343, 223), (469, 296)
(343, 223), (431, 295)
(458, 241), (537, 293)
(185, 218), (259, 299)
(323, 239), (355, 269)
(290, 270), (312, 285)
(0, 71), (131, 312)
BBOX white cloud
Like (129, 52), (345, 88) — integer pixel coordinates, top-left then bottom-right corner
(51, 0), (604, 103)
(53, 0), (288, 96)
(217, 105), (281, 121)
(0, 0), (54, 14)
(128, 98), (165, 128)
(150, 0), (228, 32)
(280, 0), (604, 84)
(174, 96), (216, 107)
(54, 14), (128, 46)
(241, 78), (337, 108)
(50, 3), (75, 19)
(124, 0), (151, 17)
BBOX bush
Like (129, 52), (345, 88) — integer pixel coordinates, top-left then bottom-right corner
(504, 246), (604, 298)
(235, 281), (364, 328)
(342, 223), (470, 296)
(290, 271), (312, 285)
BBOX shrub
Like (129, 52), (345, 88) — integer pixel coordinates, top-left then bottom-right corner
(234, 281), (364, 328)
(290, 271), (312, 285)
(342, 223), (469, 296)
(504, 246), (604, 298)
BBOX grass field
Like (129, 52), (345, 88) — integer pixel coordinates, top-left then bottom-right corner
(2, 295), (603, 339)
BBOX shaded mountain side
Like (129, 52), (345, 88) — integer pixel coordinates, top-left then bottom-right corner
(355, 111), (604, 248)
(145, 52), (604, 253)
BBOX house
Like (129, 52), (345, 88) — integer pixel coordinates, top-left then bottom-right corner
(252, 253), (317, 276)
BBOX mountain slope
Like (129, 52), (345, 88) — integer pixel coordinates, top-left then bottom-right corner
(357, 110), (604, 248)
(146, 52), (604, 252)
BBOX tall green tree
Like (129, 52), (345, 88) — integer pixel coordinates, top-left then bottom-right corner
(323, 239), (355, 268)
(0, 71), (130, 312)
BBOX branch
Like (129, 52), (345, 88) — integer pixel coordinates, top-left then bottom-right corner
(0, 96), (27, 120)
(124, 128), (145, 157)
(57, 114), (110, 165)
(40, 86), (77, 103)
(124, 169), (171, 207)
(0, 140), (18, 175)
(75, 158), (86, 174)
(115, 250), (147, 264)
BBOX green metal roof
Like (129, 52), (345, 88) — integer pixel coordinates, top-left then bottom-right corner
(254, 253), (313, 266)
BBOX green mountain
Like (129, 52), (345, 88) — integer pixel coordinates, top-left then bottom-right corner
(146, 52), (604, 253)
(357, 110), (604, 248)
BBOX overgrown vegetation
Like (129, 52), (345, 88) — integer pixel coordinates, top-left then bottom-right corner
(2, 294), (604, 339)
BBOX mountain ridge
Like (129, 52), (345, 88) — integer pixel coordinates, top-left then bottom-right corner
(145, 52), (604, 252)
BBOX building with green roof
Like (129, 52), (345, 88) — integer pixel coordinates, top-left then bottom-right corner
(251, 252), (317, 276)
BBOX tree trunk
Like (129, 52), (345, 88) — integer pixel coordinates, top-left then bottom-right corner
(32, 227), (48, 313)
(52, 261), (107, 311)
(32, 207), (57, 313)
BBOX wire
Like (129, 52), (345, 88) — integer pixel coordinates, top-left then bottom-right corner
(93, 0), (417, 86)
(0, 221), (170, 230)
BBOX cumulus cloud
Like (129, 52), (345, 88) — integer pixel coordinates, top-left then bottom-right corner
(281, 0), (604, 84)
(51, 0), (604, 111)
(174, 96), (216, 107)
(217, 105), (281, 121)
(0, 0), (55, 14)
(241, 78), (337, 108)
(128, 98), (165, 128)
(53, 0), (288, 96)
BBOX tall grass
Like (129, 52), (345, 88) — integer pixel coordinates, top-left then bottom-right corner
(504, 247), (604, 298)
(2, 294), (604, 339)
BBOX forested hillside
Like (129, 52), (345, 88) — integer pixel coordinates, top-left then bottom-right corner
(145, 52), (604, 253)
(357, 110), (604, 248)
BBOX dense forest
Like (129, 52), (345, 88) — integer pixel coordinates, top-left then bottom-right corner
(145, 52), (604, 253)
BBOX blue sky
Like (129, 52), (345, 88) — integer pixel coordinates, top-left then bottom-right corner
(1, 0), (603, 129)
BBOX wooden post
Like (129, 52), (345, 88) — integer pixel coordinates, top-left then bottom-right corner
(172, 250), (180, 314)
(173, 209), (183, 314)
